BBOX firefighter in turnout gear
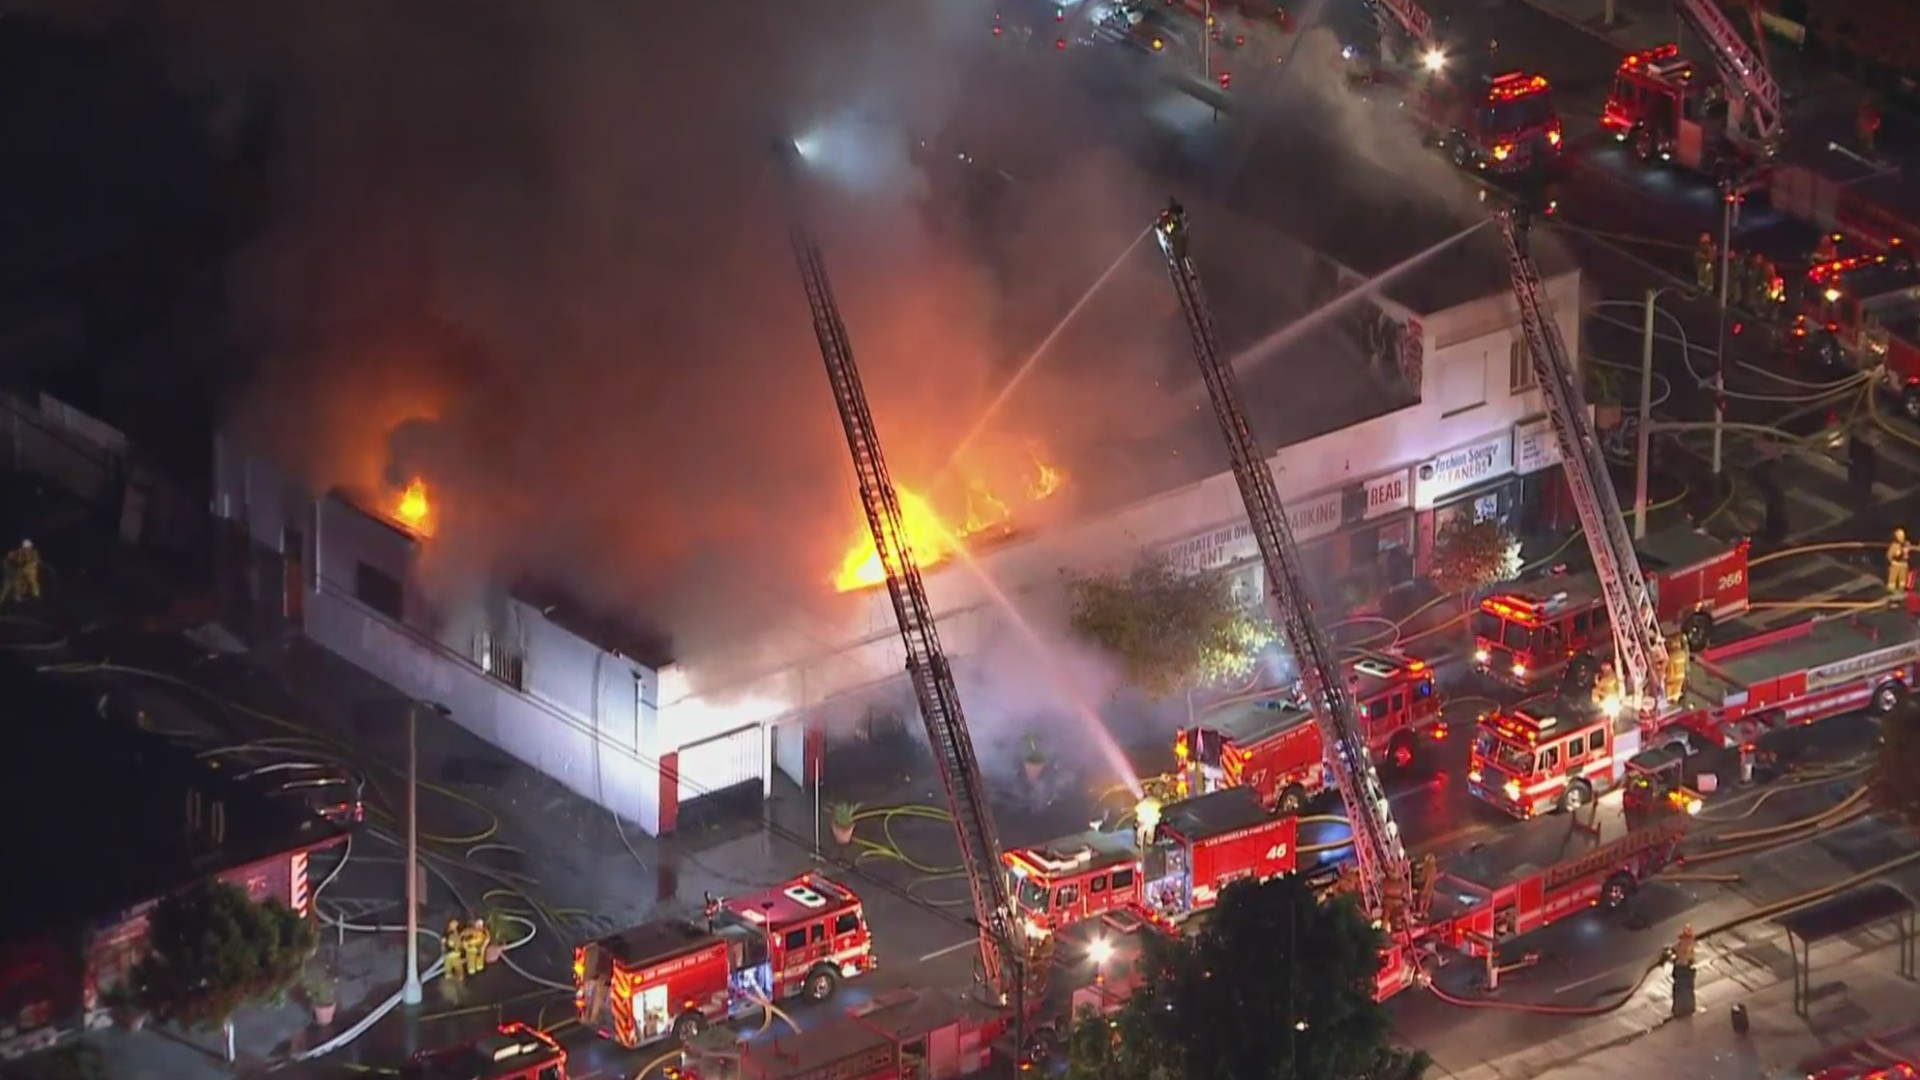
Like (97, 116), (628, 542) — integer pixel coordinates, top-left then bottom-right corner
(1694, 233), (1717, 293)
(1890, 528), (1912, 593)
(1744, 252), (1770, 311)
(2, 540), (41, 604)
(1665, 633), (1690, 704)
(1591, 660), (1622, 715)
(442, 919), (466, 982)
(464, 918), (490, 974)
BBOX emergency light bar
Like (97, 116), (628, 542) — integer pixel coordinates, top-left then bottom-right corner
(1486, 73), (1549, 101)
(1021, 844), (1098, 874)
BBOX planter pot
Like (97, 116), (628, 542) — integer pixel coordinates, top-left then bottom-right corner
(1024, 759), (1046, 784)
(486, 943), (504, 965)
(831, 821), (856, 846)
(313, 1002), (337, 1026)
(1594, 403), (1623, 430)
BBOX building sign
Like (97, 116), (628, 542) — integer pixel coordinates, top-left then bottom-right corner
(1414, 434), (1513, 509)
(1363, 470), (1411, 520)
(1514, 416), (1563, 476)
(1165, 522), (1257, 576)
(1288, 490), (1345, 543)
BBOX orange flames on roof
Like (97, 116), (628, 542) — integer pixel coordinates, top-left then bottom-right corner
(391, 477), (436, 537)
(832, 451), (1066, 593)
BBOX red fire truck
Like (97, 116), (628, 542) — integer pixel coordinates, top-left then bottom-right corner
(1003, 786), (1306, 940)
(1473, 527), (1751, 691)
(575, 874), (877, 1049)
(1176, 650), (1445, 813)
(1402, 71), (1565, 175)
(1600, 44), (1754, 179)
(668, 988), (1007, 1080)
(403, 1023), (567, 1080)
(1470, 606), (1920, 818)
(1791, 247), (1920, 420)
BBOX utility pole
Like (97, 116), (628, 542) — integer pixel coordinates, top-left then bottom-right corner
(402, 701), (423, 1006)
(1712, 181), (1739, 475)
(1635, 288), (1658, 539)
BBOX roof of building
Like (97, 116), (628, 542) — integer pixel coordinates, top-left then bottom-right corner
(0, 657), (343, 941)
(512, 579), (674, 671)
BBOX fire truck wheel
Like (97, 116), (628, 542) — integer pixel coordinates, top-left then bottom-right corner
(1631, 127), (1655, 162)
(1600, 871), (1636, 911)
(1902, 388), (1920, 423)
(1682, 612), (1713, 653)
(803, 967), (840, 1002)
(1873, 680), (1908, 715)
(1278, 784), (1308, 815)
(1560, 779), (1593, 813)
(672, 1011), (706, 1044)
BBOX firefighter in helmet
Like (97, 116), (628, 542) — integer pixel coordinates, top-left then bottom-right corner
(2, 539), (41, 604)
(1694, 233), (1717, 293)
(464, 917), (491, 975)
(1745, 251), (1771, 311)
(1592, 660), (1622, 715)
(443, 918), (466, 983)
(1889, 528), (1912, 594)
(1665, 633), (1690, 704)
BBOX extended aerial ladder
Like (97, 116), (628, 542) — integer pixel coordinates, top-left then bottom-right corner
(1492, 209), (1671, 732)
(1372, 0), (1437, 59)
(1152, 202), (1417, 938)
(1673, 0), (1783, 150)
(776, 145), (1025, 1006)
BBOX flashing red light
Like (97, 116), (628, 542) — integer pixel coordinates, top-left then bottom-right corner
(1235, 34), (1245, 45)
(1618, 42), (1681, 73)
(1056, 37), (1067, 48)
(1732, 321), (1743, 335)
(993, 23), (1003, 35)
(1487, 72), (1550, 101)
(1219, 70), (1232, 88)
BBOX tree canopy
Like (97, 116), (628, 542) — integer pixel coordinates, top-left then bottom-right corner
(1067, 558), (1275, 698)
(1066, 875), (1428, 1080)
(130, 879), (315, 1031)
(1429, 517), (1519, 595)
(1870, 698), (1920, 833)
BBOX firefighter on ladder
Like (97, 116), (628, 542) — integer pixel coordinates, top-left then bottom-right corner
(1592, 660), (1622, 715)
(1665, 633), (1690, 704)
(1694, 233), (1717, 293)
(442, 918), (466, 984)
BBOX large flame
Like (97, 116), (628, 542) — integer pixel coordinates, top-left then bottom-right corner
(832, 451), (1066, 592)
(392, 478), (436, 537)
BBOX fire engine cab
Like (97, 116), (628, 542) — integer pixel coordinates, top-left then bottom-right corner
(1177, 650), (1445, 812)
(1468, 695), (1619, 817)
(403, 1023), (567, 1080)
(1601, 44), (1751, 178)
(1004, 787), (1307, 940)
(1416, 71), (1564, 175)
(1793, 247), (1920, 420)
(575, 875), (876, 1049)
(1473, 527), (1750, 690)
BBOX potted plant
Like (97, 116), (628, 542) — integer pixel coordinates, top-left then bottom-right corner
(103, 983), (146, 1031)
(1587, 365), (1624, 430)
(828, 802), (860, 846)
(1023, 735), (1048, 784)
(305, 971), (337, 1027)
(485, 911), (512, 965)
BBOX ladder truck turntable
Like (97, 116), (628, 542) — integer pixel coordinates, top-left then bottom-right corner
(1473, 526), (1751, 692)
(574, 874), (878, 1050)
(1473, 605), (1920, 819)
(1176, 649), (1447, 814)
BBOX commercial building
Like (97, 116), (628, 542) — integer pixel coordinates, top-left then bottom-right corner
(0, 659), (343, 1060)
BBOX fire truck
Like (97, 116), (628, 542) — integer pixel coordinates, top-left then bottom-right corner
(1176, 650), (1445, 813)
(668, 988), (1007, 1080)
(1470, 605), (1920, 818)
(1601, 45), (1751, 177)
(575, 874), (877, 1049)
(1374, 69), (1565, 175)
(402, 1023), (567, 1080)
(1003, 786), (1310, 939)
(1792, 247), (1920, 420)
(1473, 527), (1751, 691)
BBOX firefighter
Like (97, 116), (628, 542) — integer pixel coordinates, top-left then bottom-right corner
(1745, 251), (1771, 311)
(1694, 233), (1717, 294)
(1, 540), (40, 604)
(442, 919), (466, 983)
(1591, 660), (1621, 714)
(1674, 923), (1697, 967)
(1813, 232), (1841, 265)
(1665, 633), (1690, 704)
(1891, 528), (1913, 594)
(1859, 97), (1882, 155)
(464, 917), (490, 975)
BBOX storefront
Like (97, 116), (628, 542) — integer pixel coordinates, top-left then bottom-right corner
(1413, 432), (1520, 577)
(1162, 467), (1415, 610)
(1512, 415), (1575, 535)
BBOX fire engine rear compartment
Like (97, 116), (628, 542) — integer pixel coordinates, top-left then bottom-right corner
(577, 920), (745, 1048)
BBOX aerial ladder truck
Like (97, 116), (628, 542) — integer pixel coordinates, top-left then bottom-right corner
(1152, 202), (1425, 994)
(1675, 0), (1782, 154)
(774, 145), (1032, 1016)
(1492, 209), (1671, 751)
(1602, 0), (1781, 175)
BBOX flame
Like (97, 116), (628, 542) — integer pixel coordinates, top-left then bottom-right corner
(1029, 451), (1065, 500)
(392, 478), (435, 536)
(831, 450), (1068, 593)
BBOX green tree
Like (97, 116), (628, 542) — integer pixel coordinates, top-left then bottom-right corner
(1066, 875), (1428, 1080)
(1429, 517), (1519, 595)
(1870, 698), (1920, 832)
(130, 880), (315, 1031)
(1067, 558), (1275, 698)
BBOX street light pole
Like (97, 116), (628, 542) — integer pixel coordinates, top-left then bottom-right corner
(1635, 287), (1658, 539)
(402, 702), (423, 1006)
(1712, 182), (1740, 475)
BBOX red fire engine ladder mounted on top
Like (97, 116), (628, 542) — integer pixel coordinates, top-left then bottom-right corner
(1493, 209), (1671, 729)
(777, 146), (1022, 1004)
(1375, 0), (1435, 51)
(1673, 0), (1783, 148)
(1152, 202), (1414, 928)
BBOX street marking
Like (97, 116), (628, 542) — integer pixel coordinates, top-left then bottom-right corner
(1789, 449), (1905, 502)
(919, 939), (978, 963)
(1553, 965), (1632, 996)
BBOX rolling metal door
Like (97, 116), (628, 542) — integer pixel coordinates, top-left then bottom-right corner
(676, 725), (763, 803)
